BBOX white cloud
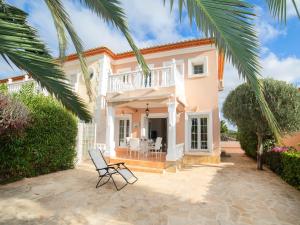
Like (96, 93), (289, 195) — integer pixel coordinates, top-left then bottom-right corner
(255, 6), (287, 43)
(261, 52), (300, 82)
(287, 0), (300, 18)
(256, 21), (286, 43)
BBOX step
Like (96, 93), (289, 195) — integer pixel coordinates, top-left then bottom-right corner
(109, 157), (166, 169)
(126, 165), (164, 174)
(183, 155), (220, 165)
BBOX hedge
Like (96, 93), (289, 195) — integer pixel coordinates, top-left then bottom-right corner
(281, 151), (300, 190)
(237, 128), (257, 159)
(264, 148), (300, 190)
(0, 85), (77, 183)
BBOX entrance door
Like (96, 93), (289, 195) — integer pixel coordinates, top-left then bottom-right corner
(148, 118), (167, 152)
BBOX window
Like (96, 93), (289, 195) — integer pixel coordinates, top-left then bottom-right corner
(188, 56), (208, 78)
(118, 119), (130, 146)
(193, 64), (204, 74)
(188, 115), (209, 151)
(89, 71), (94, 79)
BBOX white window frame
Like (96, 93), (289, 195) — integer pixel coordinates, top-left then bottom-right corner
(185, 111), (213, 153)
(188, 56), (208, 78)
(116, 114), (132, 147)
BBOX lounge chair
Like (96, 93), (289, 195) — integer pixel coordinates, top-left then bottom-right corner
(89, 149), (138, 191)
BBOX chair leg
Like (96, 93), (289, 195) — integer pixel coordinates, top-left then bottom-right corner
(96, 176), (111, 188)
(111, 175), (128, 191)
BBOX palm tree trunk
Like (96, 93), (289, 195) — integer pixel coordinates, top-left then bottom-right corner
(257, 134), (263, 170)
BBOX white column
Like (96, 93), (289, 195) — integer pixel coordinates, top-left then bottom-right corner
(171, 58), (176, 86)
(166, 101), (177, 161)
(106, 104), (115, 157)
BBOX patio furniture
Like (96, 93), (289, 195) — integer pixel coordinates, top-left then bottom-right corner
(129, 138), (140, 158)
(89, 149), (138, 191)
(150, 137), (163, 159)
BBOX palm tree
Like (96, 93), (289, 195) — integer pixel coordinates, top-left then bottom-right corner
(0, 0), (299, 139)
(0, 0), (148, 122)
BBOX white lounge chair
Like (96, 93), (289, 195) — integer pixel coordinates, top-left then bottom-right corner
(89, 149), (138, 191)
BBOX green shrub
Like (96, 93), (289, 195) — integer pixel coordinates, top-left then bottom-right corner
(237, 128), (257, 159)
(281, 151), (300, 190)
(0, 83), (8, 94)
(0, 85), (77, 183)
(265, 151), (283, 175)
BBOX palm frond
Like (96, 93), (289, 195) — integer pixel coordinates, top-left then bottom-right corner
(45, 0), (93, 100)
(164, 0), (281, 140)
(0, 2), (91, 121)
(78, 0), (149, 74)
(265, 0), (300, 21)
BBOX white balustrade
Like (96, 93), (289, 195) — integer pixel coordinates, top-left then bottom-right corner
(176, 143), (185, 160)
(7, 79), (34, 93)
(7, 79), (49, 95)
(108, 66), (174, 93)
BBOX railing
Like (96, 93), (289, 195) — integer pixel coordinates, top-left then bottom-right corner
(7, 79), (34, 93)
(176, 143), (185, 160)
(7, 78), (77, 96)
(108, 66), (174, 93)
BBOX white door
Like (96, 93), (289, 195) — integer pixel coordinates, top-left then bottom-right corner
(118, 119), (130, 147)
(188, 116), (208, 151)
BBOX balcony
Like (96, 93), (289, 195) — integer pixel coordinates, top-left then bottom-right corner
(107, 60), (184, 103)
(108, 66), (176, 93)
(7, 79), (35, 93)
(7, 79), (49, 95)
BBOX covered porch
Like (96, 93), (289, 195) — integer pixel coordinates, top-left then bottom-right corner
(105, 94), (185, 166)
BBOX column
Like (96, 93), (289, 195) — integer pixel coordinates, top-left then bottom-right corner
(166, 101), (177, 161)
(106, 104), (115, 157)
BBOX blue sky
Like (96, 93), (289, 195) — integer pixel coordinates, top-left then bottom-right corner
(1, 0), (300, 128)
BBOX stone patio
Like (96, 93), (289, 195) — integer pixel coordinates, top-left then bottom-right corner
(1, 149), (300, 225)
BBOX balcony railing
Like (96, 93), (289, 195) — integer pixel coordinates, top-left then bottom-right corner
(7, 79), (49, 95)
(7, 79), (34, 93)
(108, 66), (175, 93)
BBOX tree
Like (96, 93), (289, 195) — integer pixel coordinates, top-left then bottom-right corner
(223, 79), (300, 170)
(0, 0), (299, 137)
(0, 0), (148, 122)
(220, 120), (228, 134)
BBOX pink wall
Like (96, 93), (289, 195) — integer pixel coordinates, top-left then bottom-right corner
(283, 132), (300, 151)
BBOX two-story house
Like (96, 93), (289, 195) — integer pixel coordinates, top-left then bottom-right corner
(1, 39), (225, 172)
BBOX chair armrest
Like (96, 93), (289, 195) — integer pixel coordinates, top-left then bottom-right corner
(96, 165), (117, 171)
(108, 162), (125, 167)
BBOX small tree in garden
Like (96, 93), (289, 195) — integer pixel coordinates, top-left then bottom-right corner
(223, 79), (300, 170)
(220, 120), (228, 134)
(0, 93), (30, 141)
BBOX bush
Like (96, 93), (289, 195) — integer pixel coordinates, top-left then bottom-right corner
(0, 85), (77, 183)
(264, 146), (287, 175)
(237, 128), (257, 159)
(0, 93), (30, 140)
(281, 151), (300, 190)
